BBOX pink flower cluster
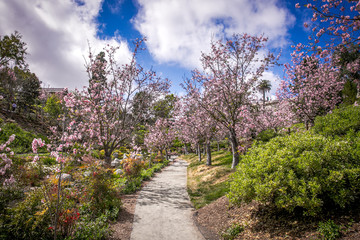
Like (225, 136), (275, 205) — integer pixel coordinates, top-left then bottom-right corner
(32, 138), (45, 153)
(0, 132), (16, 186)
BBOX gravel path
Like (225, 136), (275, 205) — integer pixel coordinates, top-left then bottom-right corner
(130, 159), (205, 240)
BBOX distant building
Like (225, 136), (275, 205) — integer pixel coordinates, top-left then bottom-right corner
(41, 88), (65, 95)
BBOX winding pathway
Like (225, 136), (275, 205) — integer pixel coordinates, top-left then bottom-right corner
(130, 159), (205, 240)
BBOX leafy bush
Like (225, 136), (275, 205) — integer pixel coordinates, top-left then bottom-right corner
(122, 157), (145, 178)
(314, 105), (360, 137)
(256, 129), (278, 142)
(228, 131), (360, 216)
(68, 213), (110, 240)
(2, 189), (53, 240)
(86, 170), (122, 217)
(140, 168), (155, 181)
(122, 177), (142, 194)
(318, 220), (341, 240)
(42, 156), (57, 165)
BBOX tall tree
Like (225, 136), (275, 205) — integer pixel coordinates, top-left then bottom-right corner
(0, 31), (27, 68)
(257, 79), (271, 106)
(184, 34), (278, 168)
(14, 67), (41, 114)
(0, 32), (28, 110)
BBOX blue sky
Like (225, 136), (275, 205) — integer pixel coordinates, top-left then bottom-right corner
(0, 0), (314, 97)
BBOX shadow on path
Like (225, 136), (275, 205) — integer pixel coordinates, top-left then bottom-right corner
(130, 160), (204, 240)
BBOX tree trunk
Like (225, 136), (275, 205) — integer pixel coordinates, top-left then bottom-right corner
(206, 141), (211, 166)
(165, 149), (169, 161)
(263, 90), (266, 107)
(197, 144), (201, 162)
(183, 145), (188, 154)
(229, 128), (239, 169)
(104, 147), (112, 165)
(217, 141), (220, 152)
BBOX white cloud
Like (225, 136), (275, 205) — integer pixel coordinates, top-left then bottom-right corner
(0, 0), (132, 89)
(133, 0), (295, 69)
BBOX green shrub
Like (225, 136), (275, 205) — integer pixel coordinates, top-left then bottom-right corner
(140, 168), (155, 181)
(314, 105), (360, 137)
(256, 129), (278, 142)
(318, 220), (341, 240)
(68, 213), (110, 240)
(2, 189), (53, 240)
(122, 177), (142, 194)
(228, 131), (360, 216)
(42, 156), (57, 165)
(220, 223), (244, 240)
(87, 171), (122, 217)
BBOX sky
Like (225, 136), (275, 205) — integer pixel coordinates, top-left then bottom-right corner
(0, 0), (312, 97)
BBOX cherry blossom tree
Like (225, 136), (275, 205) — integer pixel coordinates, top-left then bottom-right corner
(63, 39), (170, 164)
(174, 96), (218, 165)
(144, 118), (175, 160)
(278, 47), (345, 128)
(253, 100), (295, 134)
(279, 0), (357, 127)
(295, 0), (360, 49)
(184, 34), (278, 168)
(294, 0), (360, 95)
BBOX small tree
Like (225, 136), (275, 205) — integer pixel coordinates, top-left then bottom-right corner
(144, 118), (175, 160)
(174, 96), (218, 165)
(64, 39), (170, 164)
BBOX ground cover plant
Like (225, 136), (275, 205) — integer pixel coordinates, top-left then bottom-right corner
(183, 150), (233, 209)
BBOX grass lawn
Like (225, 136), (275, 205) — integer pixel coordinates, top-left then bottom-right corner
(181, 150), (234, 209)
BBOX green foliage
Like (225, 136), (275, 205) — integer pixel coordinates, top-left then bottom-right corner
(228, 131), (360, 216)
(41, 156), (57, 165)
(140, 168), (155, 181)
(91, 149), (105, 159)
(313, 105), (360, 137)
(341, 80), (358, 106)
(0, 31), (26, 67)
(87, 171), (122, 217)
(256, 129), (278, 142)
(68, 213), (110, 240)
(220, 223), (244, 240)
(0, 186), (24, 224)
(152, 93), (176, 119)
(318, 220), (341, 240)
(14, 67), (41, 111)
(121, 161), (168, 194)
(1, 189), (53, 240)
(188, 180), (230, 209)
(44, 94), (63, 122)
(0, 122), (47, 153)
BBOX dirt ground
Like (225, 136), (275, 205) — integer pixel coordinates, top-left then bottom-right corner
(194, 196), (360, 240)
(108, 193), (139, 240)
